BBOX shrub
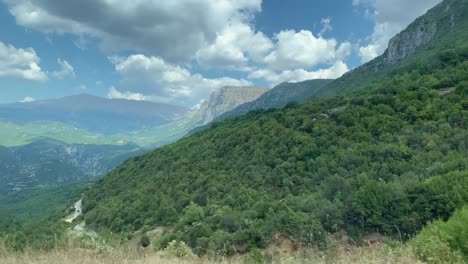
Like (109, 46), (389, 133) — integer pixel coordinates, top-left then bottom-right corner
(140, 233), (150, 248)
(163, 240), (194, 258)
(411, 207), (468, 263)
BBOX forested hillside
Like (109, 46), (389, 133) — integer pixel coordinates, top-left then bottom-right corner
(0, 138), (143, 194)
(82, 48), (468, 254)
(312, 0), (468, 99)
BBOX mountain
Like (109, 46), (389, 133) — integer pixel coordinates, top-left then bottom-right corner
(141, 86), (268, 146)
(0, 138), (143, 194)
(311, 0), (468, 99)
(0, 94), (189, 134)
(81, 0), (468, 254)
(193, 86), (268, 126)
(215, 79), (332, 120)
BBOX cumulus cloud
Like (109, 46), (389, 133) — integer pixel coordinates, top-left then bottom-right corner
(51, 58), (75, 79)
(263, 30), (351, 71)
(195, 23), (273, 69)
(111, 54), (252, 107)
(0, 41), (47, 81)
(4, 0), (261, 62)
(20, 96), (35, 103)
(107, 86), (151, 101)
(355, 0), (442, 63)
(248, 61), (348, 85)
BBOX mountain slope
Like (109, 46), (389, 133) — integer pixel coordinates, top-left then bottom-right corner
(81, 0), (468, 254)
(137, 86), (268, 147)
(83, 65), (468, 252)
(217, 79), (333, 120)
(193, 86), (268, 126)
(312, 0), (468, 99)
(0, 94), (189, 134)
(0, 138), (143, 194)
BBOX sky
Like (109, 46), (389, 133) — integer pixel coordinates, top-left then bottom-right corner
(0, 0), (442, 108)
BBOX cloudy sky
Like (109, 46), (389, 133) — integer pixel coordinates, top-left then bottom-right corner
(0, 0), (441, 107)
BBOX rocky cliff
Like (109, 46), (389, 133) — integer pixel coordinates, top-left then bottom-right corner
(216, 79), (333, 121)
(383, 19), (438, 65)
(313, 0), (468, 98)
(194, 86), (268, 125)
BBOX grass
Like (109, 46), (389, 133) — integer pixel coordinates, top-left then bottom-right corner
(0, 240), (426, 264)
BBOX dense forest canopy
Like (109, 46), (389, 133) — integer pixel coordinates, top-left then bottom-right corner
(82, 47), (468, 254)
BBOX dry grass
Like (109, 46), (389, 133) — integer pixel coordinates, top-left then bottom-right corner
(0, 244), (424, 264)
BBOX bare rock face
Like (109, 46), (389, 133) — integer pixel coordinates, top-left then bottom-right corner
(384, 19), (437, 65)
(195, 86), (268, 125)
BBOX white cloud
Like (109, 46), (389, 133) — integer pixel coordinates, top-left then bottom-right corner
(248, 61), (349, 85)
(108, 86), (151, 101)
(5, 0), (261, 62)
(20, 96), (35, 103)
(319, 17), (333, 36)
(111, 54), (252, 107)
(0, 41), (47, 81)
(263, 30), (351, 71)
(195, 23), (273, 69)
(51, 58), (75, 79)
(355, 0), (442, 63)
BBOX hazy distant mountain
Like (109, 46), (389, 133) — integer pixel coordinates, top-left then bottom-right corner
(0, 138), (143, 194)
(193, 86), (268, 126)
(0, 94), (189, 134)
(217, 79), (333, 120)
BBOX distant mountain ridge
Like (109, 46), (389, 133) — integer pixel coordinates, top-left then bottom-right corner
(217, 79), (333, 121)
(0, 94), (189, 134)
(193, 86), (268, 126)
(0, 138), (143, 194)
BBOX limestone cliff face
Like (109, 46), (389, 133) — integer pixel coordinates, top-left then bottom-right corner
(216, 79), (333, 121)
(381, 0), (466, 66)
(383, 19), (438, 65)
(195, 86), (268, 125)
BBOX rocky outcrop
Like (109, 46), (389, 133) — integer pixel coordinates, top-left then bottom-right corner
(194, 86), (268, 125)
(383, 19), (437, 65)
(216, 79), (333, 121)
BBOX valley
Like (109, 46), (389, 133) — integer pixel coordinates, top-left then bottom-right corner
(0, 0), (467, 263)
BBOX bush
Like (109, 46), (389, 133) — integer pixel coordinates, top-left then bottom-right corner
(411, 207), (468, 263)
(163, 240), (194, 258)
(245, 247), (265, 264)
(140, 233), (150, 248)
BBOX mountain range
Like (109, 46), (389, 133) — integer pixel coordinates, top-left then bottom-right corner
(0, 86), (270, 195)
(0, 94), (189, 135)
(0, 138), (143, 194)
(80, 0), (468, 255)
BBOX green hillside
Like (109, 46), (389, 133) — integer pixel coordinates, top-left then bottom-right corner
(0, 138), (144, 194)
(312, 0), (468, 99)
(80, 0), (468, 256)
(82, 55), (468, 254)
(0, 183), (88, 250)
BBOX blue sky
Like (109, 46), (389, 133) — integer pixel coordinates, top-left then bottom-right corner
(0, 0), (441, 107)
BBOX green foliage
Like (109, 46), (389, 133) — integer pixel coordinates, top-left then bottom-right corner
(412, 207), (468, 263)
(163, 240), (194, 258)
(82, 54), (468, 254)
(0, 183), (87, 251)
(140, 233), (150, 248)
(246, 247), (265, 264)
